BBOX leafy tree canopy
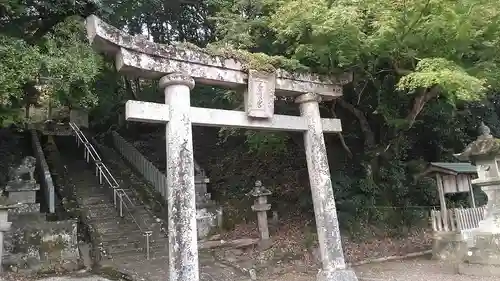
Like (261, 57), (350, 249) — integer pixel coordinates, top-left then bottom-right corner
(214, 0), (500, 111)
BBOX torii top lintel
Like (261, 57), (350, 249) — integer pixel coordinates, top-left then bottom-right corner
(85, 15), (352, 98)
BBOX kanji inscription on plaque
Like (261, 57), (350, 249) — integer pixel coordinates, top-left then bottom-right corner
(245, 70), (276, 119)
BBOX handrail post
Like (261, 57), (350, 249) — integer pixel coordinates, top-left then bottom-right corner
(144, 231), (153, 260)
(96, 161), (103, 184)
(118, 191), (124, 217)
(113, 186), (117, 206)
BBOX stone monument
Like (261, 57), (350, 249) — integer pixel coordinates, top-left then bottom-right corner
(5, 156), (40, 213)
(86, 15), (357, 281)
(454, 122), (500, 276)
(3, 156), (80, 272)
(195, 175), (222, 240)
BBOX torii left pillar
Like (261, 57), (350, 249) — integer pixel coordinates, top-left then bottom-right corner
(160, 73), (199, 281)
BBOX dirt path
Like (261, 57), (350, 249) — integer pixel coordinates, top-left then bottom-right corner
(4, 257), (496, 281)
(263, 257), (498, 281)
(355, 257), (497, 281)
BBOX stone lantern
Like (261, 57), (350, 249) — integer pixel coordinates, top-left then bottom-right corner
(454, 122), (500, 276)
(0, 195), (19, 273)
(249, 180), (273, 249)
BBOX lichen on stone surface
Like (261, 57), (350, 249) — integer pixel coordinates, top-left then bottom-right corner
(0, 195), (18, 207)
(40, 236), (68, 252)
(175, 42), (310, 73)
(454, 135), (500, 161)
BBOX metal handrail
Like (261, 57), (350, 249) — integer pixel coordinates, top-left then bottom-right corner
(68, 122), (152, 259)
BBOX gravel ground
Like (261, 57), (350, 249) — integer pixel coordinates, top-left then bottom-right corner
(2, 258), (499, 281)
(356, 257), (499, 281)
(0, 275), (113, 281)
(260, 256), (500, 281)
(35, 277), (112, 281)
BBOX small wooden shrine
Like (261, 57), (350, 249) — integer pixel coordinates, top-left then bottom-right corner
(422, 162), (477, 208)
(420, 162), (479, 232)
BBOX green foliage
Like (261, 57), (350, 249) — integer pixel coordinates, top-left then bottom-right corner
(244, 131), (289, 155)
(205, 0), (500, 232)
(41, 17), (103, 109)
(397, 58), (487, 103)
(0, 35), (41, 106)
(0, 1), (105, 123)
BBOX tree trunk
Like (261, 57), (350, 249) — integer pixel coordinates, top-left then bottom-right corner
(405, 86), (439, 129)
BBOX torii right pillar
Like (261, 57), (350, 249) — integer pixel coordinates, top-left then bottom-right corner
(297, 93), (357, 281)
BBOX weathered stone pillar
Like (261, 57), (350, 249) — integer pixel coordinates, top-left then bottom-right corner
(0, 196), (18, 273)
(296, 93), (357, 281)
(160, 73), (199, 281)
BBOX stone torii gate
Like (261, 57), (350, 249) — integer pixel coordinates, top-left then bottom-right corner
(86, 15), (358, 281)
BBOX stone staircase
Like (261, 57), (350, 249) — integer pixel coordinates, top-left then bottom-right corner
(53, 136), (169, 266)
(40, 126), (248, 281)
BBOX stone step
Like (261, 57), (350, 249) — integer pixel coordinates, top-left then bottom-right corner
(88, 207), (155, 227)
(82, 195), (147, 212)
(101, 233), (168, 247)
(78, 192), (113, 203)
(92, 219), (139, 235)
(93, 218), (140, 231)
(86, 206), (120, 219)
(105, 241), (168, 258)
(100, 247), (166, 263)
(102, 231), (168, 245)
(103, 238), (167, 254)
(100, 230), (147, 243)
(98, 221), (164, 237)
(84, 201), (120, 211)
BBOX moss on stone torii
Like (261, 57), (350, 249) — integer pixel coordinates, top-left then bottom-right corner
(175, 42), (311, 73)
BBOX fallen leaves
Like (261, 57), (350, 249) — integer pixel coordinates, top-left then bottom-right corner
(217, 215), (432, 270)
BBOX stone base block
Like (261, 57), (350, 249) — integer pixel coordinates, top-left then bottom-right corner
(458, 232), (500, 277)
(474, 232), (500, 250)
(8, 203), (40, 215)
(463, 233), (500, 265)
(459, 262), (500, 277)
(257, 238), (273, 250)
(197, 206), (222, 240)
(3, 218), (80, 273)
(8, 191), (37, 204)
(6, 180), (40, 192)
(317, 268), (358, 281)
(432, 232), (467, 261)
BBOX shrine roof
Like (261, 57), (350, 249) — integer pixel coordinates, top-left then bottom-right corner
(428, 162), (477, 175)
(85, 15), (352, 97)
(416, 162), (477, 179)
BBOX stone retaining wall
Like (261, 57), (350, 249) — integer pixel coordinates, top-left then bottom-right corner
(4, 216), (79, 273)
(42, 136), (100, 265)
(30, 130), (55, 214)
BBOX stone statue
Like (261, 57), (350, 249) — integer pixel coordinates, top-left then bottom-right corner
(479, 122), (492, 138)
(9, 156), (37, 182)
